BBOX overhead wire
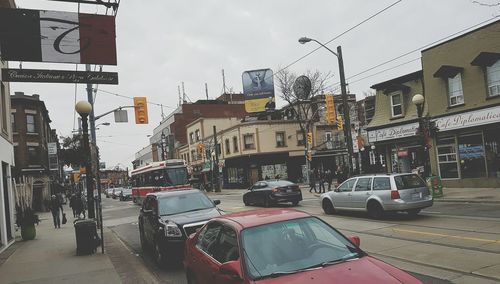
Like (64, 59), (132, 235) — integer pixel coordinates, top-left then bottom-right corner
(96, 88), (176, 109)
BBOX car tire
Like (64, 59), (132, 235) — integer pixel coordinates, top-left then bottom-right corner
(186, 271), (199, 284)
(292, 200), (299, 206)
(367, 201), (384, 219)
(153, 239), (165, 267)
(407, 209), (421, 217)
(139, 227), (147, 250)
(243, 196), (249, 206)
(322, 199), (335, 215)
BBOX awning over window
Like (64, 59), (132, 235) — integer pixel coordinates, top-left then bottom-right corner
(433, 65), (463, 78)
(470, 52), (500, 67)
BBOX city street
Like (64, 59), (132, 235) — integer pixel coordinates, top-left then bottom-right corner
(101, 191), (500, 284)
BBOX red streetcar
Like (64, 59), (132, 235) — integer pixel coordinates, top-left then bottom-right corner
(130, 159), (190, 205)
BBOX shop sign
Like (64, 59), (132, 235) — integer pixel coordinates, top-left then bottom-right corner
(398, 150), (409, 157)
(368, 122), (419, 142)
(433, 105), (500, 132)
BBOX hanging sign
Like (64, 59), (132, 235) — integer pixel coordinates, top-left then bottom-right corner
(1, 68), (119, 84)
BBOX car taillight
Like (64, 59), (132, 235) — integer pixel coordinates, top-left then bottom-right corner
(272, 187), (279, 193)
(391, 190), (400, 200)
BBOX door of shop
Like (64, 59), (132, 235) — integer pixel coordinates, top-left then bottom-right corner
(2, 162), (12, 240)
(249, 168), (259, 184)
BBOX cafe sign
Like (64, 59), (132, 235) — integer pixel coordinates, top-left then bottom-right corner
(433, 105), (500, 132)
(368, 122), (419, 143)
(1, 68), (119, 85)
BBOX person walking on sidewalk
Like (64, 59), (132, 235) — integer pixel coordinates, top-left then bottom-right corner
(69, 194), (78, 217)
(49, 195), (63, 229)
(81, 194), (87, 219)
(325, 169), (333, 191)
(318, 170), (326, 193)
(309, 169), (317, 193)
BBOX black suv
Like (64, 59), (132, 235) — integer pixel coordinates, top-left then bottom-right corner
(138, 189), (223, 266)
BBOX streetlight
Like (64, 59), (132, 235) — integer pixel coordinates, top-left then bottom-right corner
(304, 105), (325, 182)
(161, 132), (167, 161)
(75, 101), (95, 219)
(299, 37), (355, 176)
(412, 94), (429, 178)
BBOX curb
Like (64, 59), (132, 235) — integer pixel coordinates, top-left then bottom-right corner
(433, 198), (500, 204)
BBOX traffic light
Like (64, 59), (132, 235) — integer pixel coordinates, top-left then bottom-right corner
(307, 132), (313, 145)
(325, 94), (336, 124)
(307, 152), (312, 161)
(197, 143), (205, 155)
(134, 97), (149, 124)
(337, 116), (344, 131)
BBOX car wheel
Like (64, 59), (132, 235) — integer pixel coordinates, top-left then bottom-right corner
(367, 201), (384, 219)
(322, 199), (335, 215)
(243, 196), (249, 206)
(407, 209), (421, 217)
(139, 227), (147, 250)
(153, 239), (165, 267)
(292, 200), (299, 206)
(186, 271), (199, 284)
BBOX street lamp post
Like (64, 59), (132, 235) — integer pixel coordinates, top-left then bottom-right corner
(75, 101), (95, 219)
(304, 105), (325, 183)
(299, 37), (354, 176)
(412, 94), (429, 178)
(161, 132), (167, 161)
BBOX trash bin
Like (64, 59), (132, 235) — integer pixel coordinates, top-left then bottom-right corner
(74, 219), (99, 255)
(426, 176), (443, 198)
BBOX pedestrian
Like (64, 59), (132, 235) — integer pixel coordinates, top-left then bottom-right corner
(81, 195), (87, 219)
(73, 193), (84, 218)
(69, 194), (78, 217)
(336, 165), (345, 184)
(309, 169), (317, 193)
(318, 170), (326, 193)
(325, 169), (333, 191)
(49, 195), (63, 229)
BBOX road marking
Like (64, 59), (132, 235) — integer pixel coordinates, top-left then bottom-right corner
(393, 228), (500, 244)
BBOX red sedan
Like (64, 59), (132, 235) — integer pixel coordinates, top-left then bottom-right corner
(184, 208), (422, 284)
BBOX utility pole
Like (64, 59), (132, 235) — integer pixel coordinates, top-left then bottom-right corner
(337, 46), (354, 176)
(85, 64), (96, 219)
(213, 125), (221, 192)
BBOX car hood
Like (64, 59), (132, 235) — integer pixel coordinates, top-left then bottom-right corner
(255, 256), (421, 284)
(160, 207), (222, 226)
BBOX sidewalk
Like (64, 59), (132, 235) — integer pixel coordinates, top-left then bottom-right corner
(0, 205), (159, 284)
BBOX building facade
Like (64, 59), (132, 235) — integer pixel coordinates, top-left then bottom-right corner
(0, 0), (17, 253)
(11, 93), (60, 211)
(422, 19), (500, 187)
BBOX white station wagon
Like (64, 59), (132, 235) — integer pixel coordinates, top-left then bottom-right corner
(321, 173), (433, 218)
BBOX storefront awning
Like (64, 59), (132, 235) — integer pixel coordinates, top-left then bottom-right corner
(470, 52), (500, 66)
(433, 65), (463, 78)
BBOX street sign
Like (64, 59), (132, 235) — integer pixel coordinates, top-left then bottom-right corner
(114, 109), (128, 123)
(48, 142), (57, 155)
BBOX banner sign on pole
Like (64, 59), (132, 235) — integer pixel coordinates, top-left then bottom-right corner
(1, 68), (119, 84)
(242, 68), (275, 113)
(0, 8), (117, 65)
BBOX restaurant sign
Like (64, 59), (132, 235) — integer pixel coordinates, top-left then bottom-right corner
(433, 105), (500, 132)
(1, 68), (119, 84)
(368, 122), (419, 143)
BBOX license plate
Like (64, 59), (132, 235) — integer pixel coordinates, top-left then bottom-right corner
(286, 189), (292, 193)
(412, 192), (422, 200)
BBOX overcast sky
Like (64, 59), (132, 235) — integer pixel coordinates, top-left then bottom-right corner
(11, 0), (500, 170)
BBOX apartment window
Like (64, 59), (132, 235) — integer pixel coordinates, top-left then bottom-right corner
(26, 114), (36, 133)
(191, 150), (196, 161)
(1, 83), (7, 134)
(225, 139), (230, 154)
(195, 129), (201, 142)
(189, 132), (194, 144)
(325, 132), (332, 142)
(297, 131), (305, 146)
(276, 132), (286, 147)
(28, 146), (38, 164)
(232, 136), (238, 152)
(390, 93), (403, 117)
(448, 73), (464, 106)
(11, 113), (16, 132)
(487, 60), (500, 97)
(243, 134), (255, 150)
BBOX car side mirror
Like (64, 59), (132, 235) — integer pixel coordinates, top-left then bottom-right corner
(219, 260), (243, 280)
(248, 186), (253, 191)
(213, 199), (221, 205)
(349, 236), (361, 247)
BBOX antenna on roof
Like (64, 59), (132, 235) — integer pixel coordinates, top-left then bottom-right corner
(205, 83), (209, 100)
(222, 69), (231, 101)
(182, 82), (187, 103)
(178, 85), (181, 106)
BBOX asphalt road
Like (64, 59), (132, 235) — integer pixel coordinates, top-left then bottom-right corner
(101, 193), (500, 284)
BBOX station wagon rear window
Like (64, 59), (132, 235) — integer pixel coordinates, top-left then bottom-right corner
(394, 175), (426, 190)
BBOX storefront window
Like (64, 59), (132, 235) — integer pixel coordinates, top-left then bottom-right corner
(458, 134), (486, 178)
(484, 129), (500, 178)
(227, 168), (245, 184)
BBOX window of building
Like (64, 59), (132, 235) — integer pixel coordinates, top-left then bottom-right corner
(458, 133), (486, 178)
(437, 137), (459, 179)
(195, 129), (201, 142)
(1, 83), (7, 134)
(225, 139), (230, 154)
(191, 150), (196, 161)
(26, 114), (36, 133)
(189, 132), (194, 144)
(325, 132), (332, 142)
(448, 73), (464, 106)
(484, 129), (500, 178)
(233, 136), (238, 152)
(276, 132), (286, 147)
(297, 131), (305, 146)
(390, 93), (403, 117)
(243, 134), (255, 150)
(487, 60), (500, 97)
(28, 146), (38, 164)
(11, 113), (16, 133)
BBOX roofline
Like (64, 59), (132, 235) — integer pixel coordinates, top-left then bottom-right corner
(422, 18), (500, 53)
(370, 70), (423, 90)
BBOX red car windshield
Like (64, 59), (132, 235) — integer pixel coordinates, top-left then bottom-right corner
(241, 217), (363, 280)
